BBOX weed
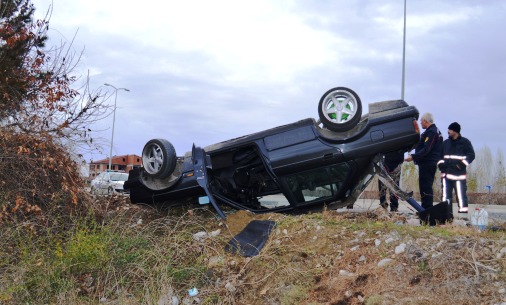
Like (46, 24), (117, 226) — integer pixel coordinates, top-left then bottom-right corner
(1, 198), (505, 304)
(279, 284), (309, 304)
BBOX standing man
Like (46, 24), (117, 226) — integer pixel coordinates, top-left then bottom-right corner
(438, 122), (475, 215)
(378, 151), (404, 212)
(405, 113), (443, 209)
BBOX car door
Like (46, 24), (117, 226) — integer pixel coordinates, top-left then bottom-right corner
(280, 163), (352, 207)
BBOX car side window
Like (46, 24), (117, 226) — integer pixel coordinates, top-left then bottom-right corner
(285, 163), (350, 204)
(110, 173), (128, 181)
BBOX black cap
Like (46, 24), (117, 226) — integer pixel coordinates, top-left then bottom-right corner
(448, 122), (461, 133)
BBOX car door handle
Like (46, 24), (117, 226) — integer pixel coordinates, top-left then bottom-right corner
(323, 153), (334, 160)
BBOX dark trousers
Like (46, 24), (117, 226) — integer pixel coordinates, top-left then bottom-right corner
(418, 163), (437, 209)
(378, 174), (400, 210)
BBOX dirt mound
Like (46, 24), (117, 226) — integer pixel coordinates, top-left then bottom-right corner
(183, 206), (506, 304)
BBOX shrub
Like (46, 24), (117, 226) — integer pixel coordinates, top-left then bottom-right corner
(0, 130), (86, 224)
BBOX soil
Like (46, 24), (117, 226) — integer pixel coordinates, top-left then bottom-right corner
(191, 206), (506, 304)
(108, 197), (506, 304)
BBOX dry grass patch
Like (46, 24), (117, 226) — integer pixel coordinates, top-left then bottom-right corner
(1, 198), (505, 304)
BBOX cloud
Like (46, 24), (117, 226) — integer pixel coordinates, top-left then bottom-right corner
(31, 0), (506, 163)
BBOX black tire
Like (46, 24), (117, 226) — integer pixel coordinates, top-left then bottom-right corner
(141, 139), (177, 179)
(318, 87), (362, 132)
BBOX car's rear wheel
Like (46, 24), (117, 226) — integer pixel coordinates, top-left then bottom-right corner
(142, 139), (177, 179)
(318, 87), (362, 132)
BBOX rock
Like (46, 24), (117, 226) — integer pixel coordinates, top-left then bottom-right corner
(385, 237), (395, 244)
(452, 219), (467, 227)
(182, 297), (201, 305)
(406, 218), (421, 226)
(351, 245), (360, 251)
(395, 243), (406, 254)
(207, 256), (223, 268)
(378, 258), (393, 267)
(225, 282), (236, 293)
(339, 270), (354, 276)
(358, 255), (366, 263)
(192, 231), (207, 242)
(431, 252), (443, 258)
(209, 229), (221, 237)
(159, 295), (179, 305)
(375, 239), (381, 247)
(498, 247), (506, 259)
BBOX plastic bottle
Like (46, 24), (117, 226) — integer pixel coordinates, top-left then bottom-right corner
(471, 208), (488, 231)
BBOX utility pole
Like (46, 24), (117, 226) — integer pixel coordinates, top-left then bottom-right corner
(104, 83), (130, 170)
(401, 0), (407, 100)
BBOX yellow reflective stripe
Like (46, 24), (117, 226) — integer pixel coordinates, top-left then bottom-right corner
(462, 160), (469, 166)
(437, 160), (444, 165)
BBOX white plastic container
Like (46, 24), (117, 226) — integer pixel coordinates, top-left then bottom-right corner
(188, 287), (199, 297)
(471, 208), (488, 231)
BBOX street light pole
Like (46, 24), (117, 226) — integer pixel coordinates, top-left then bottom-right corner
(104, 83), (130, 171)
(401, 0), (407, 100)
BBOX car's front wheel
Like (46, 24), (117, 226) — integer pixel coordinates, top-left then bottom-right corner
(142, 139), (177, 179)
(318, 87), (362, 132)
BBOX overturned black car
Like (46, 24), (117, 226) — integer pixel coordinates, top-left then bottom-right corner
(125, 87), (420, 218)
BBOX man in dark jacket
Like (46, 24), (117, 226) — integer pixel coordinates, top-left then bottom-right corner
(438, 122), (475, 215)
(405, 113), (443, 209)
(378, 151), (404, 212)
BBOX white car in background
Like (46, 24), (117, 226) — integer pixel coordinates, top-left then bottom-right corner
(90, 171), (129, 195)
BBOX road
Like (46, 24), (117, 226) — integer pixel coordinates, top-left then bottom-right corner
(340, 198), (506, 224)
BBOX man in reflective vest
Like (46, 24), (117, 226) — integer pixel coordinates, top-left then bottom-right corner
(438, 122), (475, 216)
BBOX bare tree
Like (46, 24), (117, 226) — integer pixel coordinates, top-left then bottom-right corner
(494, 148), (506, 193)
(467, 146), (493, 192)
(1, 1), (110, 152)
(0, 0), (111, 222)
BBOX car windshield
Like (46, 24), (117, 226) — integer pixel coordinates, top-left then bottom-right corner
(110, 173), (128, 181)
(285, 163), (350, 205)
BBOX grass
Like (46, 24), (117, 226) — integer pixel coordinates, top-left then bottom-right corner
(0, 203), (216, 304)
(1, 197), (506, 304)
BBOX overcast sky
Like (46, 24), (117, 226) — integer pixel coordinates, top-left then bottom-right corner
(31, 0), (506, 164)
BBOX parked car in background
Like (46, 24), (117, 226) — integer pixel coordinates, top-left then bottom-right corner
(90, 171), (129, 195)
(125, 87), (421, 218)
